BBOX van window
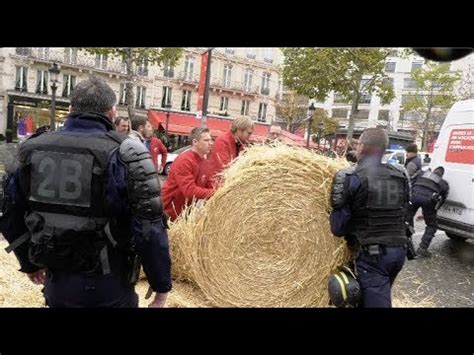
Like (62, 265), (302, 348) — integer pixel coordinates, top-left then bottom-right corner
(395, 152), (405, 164)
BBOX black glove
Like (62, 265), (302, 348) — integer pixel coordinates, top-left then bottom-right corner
(162, 212), (170, 230)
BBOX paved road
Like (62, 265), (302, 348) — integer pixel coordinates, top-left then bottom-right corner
(394, 213), (473, 307)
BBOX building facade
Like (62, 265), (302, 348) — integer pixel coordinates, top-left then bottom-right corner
(0, 47), (283, 139)
(312, 50), (473, 143)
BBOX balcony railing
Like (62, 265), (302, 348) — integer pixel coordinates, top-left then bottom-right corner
(210, 77), (260, 95)
(177, 71), (199, 83)
(16, 48), (128, 75)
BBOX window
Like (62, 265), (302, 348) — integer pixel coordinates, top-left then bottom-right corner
(263, 48), (273, 63)
(95, 54), (108, 70)
(16, 47), (31, 56)
(359, 94), (372, 104)
(225, 48), (235, 55)
(261, 72), (270, 95)
(247, 48), (256, 59)
(184, 56), (195, 81)
(219, 96), (229, 114)
(359, 79), (371, 104)
(137, 58), (148, 77)
(388, 49), (398, 57)
(432, 81), (442, 90)
(381, 78), (394, 104)
(119, 83), (128, 105)
(360, 79), (370, 88)
(395, 152), (405, 165)
(37, 48), (49, 60)
(162, 86), (172, 108)
(258, 103), (267, 122)
(412, 61), (423, 71)
(64, 48), (78, 64)
(332, 108), (348, 119)
(181, 90), (192, 111)
(15, 67), (28, 91)
(334, 93), (349, 104)
(135, 86), (146, 108)
(385, 62), (396, 73)
(404, 78), (416, 88)
(62, 74), (76, 98)
(400, 111), (422, 121)
(163, 62), (174, 78)
(378, 110), (390, 121)
(36, 70), (49, 94)
(383, 78), (394, 88)
(223, 64), (232, 87)
(241, 100), (250, 115)
(353, 109), (369, 120)
(402, 94), (422, 105)
(244, 68), (253, 92)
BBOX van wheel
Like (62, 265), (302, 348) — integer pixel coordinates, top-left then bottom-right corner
(164, 163), (171, 176)
(446, 232), (467, 242)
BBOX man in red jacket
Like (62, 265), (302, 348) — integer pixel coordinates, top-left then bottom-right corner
(207, 116), (254, 181)
(145, 124), (168, 174)
(161, 127), (215, 221)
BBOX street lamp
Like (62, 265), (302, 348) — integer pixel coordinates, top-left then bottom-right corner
(317, 121), (324, 150)
(49, 62), (60, 131)
(307, 101), (316, 148)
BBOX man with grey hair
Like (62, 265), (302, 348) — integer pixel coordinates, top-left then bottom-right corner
(329, 128), (410, 308)
(0, 76), (171, 308)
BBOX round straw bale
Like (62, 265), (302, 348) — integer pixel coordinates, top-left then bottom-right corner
(170, 143), (352, 307)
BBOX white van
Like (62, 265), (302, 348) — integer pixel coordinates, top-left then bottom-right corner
(430, 99), (474, 241)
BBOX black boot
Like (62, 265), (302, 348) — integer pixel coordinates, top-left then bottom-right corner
(417, 247), (432, 258)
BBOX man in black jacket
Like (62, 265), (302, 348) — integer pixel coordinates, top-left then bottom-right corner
(1, 76), (171, 307)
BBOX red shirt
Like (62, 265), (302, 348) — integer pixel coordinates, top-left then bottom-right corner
(161, 149), (214, 221)
(208, 130), (244, 179)
(149, 137), (168, 170)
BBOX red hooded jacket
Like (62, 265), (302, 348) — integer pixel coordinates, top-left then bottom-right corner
(149, 137), (167, 170)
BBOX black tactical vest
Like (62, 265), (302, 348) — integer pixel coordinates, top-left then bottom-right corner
(413, 171), (442, 194)
(17, 130), (127, 272)
(347, 163), (408, 246)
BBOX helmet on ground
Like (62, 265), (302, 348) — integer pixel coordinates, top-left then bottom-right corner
(328, 266), (361, 308)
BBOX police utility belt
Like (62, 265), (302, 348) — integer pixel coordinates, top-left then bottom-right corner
(362, 244), (386, 256)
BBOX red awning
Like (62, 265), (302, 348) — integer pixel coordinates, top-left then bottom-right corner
(147, 110), (316, 148)
(148, 110), (269, 141)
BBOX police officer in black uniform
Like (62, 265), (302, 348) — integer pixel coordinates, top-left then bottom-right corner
(0, 76), (171, 307)
(330, 128), (409, 308)
(408, 167), (449, 257)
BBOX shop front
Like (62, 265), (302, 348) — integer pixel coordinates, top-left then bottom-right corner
(6, 94), (70, 141)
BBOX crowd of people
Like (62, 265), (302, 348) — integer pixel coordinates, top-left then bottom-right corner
(0, 75), (449, 309)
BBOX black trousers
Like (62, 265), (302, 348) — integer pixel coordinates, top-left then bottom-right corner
(408, 191), (438, 249)
(43, 271), (139, 308)
(356, 246), (406, 308)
